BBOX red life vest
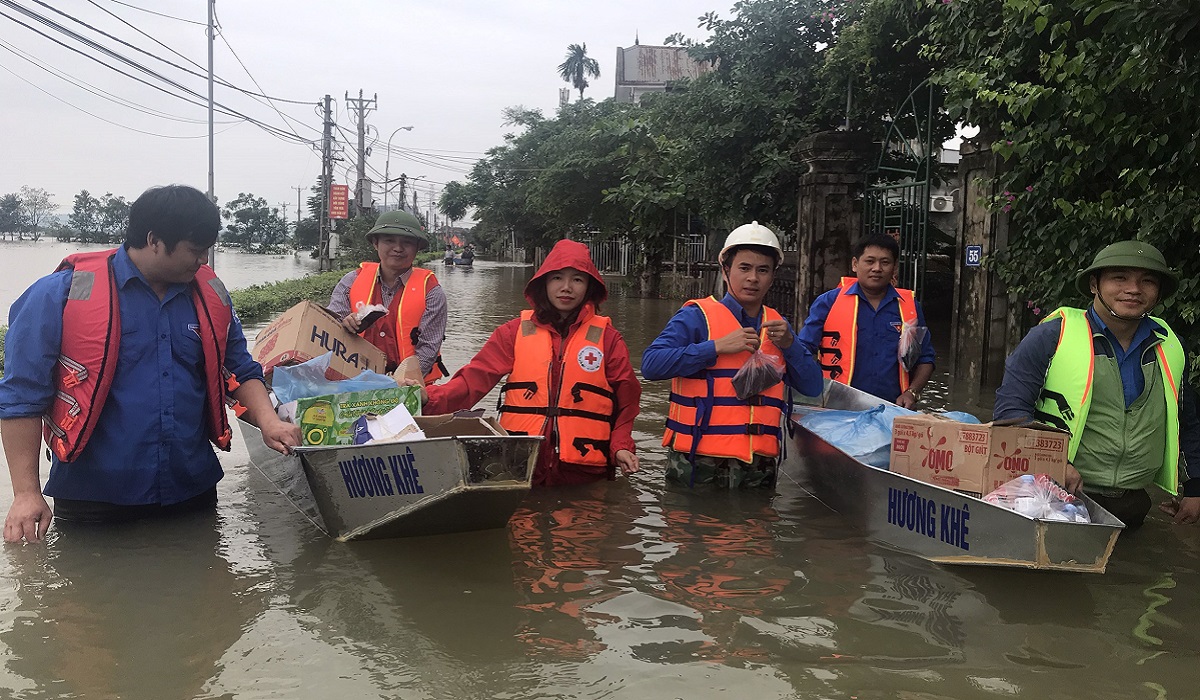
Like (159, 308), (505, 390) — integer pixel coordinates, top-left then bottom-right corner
(348, 263), (445, 383)
(44, 249), (235, 462)
(818, 276), (918, 392)
(663, 296), (788, 462)
(498, 308), (614, 468)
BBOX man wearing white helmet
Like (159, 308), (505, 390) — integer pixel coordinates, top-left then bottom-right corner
(798, 234), (936, 408)
(643, 222), (823, 488)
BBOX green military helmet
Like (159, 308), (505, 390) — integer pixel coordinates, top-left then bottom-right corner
(1075, 240), (1179, 300)
(366, 209), (429, 250)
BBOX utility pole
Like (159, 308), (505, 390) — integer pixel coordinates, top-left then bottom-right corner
(319, 94), (335, 271)
(292, 185), (304, 233)
(345, 89), (377, 216)
(398, 174), (407, 212)
(206, 0), (215, 268)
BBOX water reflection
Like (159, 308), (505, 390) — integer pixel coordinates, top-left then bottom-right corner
(0, 513), (258, 699)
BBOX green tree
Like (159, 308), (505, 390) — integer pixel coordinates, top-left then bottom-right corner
(0, 194), (22, 234)
(438, 181), (470, 225)
(68, 190), (102, 243)
(18, 186), (54, 240)
(97, 194), (130, 244)
(558, 43), (600, 99)
(295, 217), (319, 249)
(222, 193), (289, 253)
(922, 0), (1200, 352)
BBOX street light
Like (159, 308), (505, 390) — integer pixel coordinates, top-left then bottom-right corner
(384, 126), (414, 210)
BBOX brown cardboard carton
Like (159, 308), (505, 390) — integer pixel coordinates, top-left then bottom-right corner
(253, 300), (387, 380)
(890, 414), (1067, 497)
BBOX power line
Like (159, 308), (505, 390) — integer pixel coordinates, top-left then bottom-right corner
(99, 0), (204, 25)
(0, 61), (228, 139)
(0, 2), (314, 146)
(0, 37), (239, 124)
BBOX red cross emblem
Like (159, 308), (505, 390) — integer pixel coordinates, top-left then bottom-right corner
(577, 345), (603, 372)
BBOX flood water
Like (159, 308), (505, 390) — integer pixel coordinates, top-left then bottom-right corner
(1, 246), (1199, 699)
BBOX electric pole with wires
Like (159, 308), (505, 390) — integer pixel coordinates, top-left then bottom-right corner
(345, 89), (377, 216)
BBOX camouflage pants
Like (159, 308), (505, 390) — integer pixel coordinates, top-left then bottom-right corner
(665, 450), (777, 490)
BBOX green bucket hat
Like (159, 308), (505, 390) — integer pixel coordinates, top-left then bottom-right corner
(366, 210), (429, 250)
(1074, 240), (1178, 299)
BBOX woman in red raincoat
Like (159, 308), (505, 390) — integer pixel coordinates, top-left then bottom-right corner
(423, 239), (641, 487)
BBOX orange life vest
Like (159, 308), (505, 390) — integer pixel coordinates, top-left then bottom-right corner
(663, 296), (788, 463)
(818, 276), (918, 391)
(348, 263), (445, 383)
(44, 250), (235, 462)
(498, 308), (614, 468)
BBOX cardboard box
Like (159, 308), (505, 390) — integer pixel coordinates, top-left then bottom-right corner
(253, 301), (386, 380)
(890, 414), (1068, 496)
(294, 385), (423, 446)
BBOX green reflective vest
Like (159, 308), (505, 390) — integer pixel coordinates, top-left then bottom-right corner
(1033, 307), (1184, 495)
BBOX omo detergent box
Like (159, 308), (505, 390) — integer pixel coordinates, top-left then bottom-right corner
(890, 414), (1068, 497)
(295, 386), (423, 446)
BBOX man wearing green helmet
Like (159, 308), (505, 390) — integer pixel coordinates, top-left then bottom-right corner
(994, 240), (1200, 528)
(327, 209), (448, 383)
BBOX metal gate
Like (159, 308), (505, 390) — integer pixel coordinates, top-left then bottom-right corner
(863, 81), (935, 299)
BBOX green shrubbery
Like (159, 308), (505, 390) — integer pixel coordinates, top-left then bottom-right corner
(230, 270), (347, 321)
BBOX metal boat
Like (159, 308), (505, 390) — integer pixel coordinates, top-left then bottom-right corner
(783, 381), (1124, 573)
(239, 415), (540, 541)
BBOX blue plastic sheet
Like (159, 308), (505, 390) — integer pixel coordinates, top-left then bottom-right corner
(272, 352), (399, 404)
(798, 404), (980, 469)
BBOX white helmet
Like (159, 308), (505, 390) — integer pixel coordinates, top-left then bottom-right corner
(719, 221), (783, 266)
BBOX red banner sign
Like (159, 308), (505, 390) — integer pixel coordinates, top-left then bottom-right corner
(329, 184), (350, 220)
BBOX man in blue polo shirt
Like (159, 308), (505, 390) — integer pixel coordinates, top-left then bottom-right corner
(993, 240), (1200, 528)
(643, 222), (823, 488)
(798, 234), (935, 407)
(0, 185), (300, 541)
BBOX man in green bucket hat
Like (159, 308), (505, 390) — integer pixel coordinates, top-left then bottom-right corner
(327, 209), (449, 383)
(994, 240), (1200, 529)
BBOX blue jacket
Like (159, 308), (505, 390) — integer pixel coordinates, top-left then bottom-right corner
(994, 308), (1200, 495)
(0, 246), (263, 505)
(798, 282), (936, 402)
(641, 293), (823, 397)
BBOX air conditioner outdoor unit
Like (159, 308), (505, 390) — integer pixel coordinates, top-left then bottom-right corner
(929, 195), (955, 213)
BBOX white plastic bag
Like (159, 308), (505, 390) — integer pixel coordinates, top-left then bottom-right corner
(353, 300), (389, 331)
(983, 473), (1091, 523)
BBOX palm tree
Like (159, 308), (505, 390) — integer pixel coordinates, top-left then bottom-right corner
(557, 43), (601, 100)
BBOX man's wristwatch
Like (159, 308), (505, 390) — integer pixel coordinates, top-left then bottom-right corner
(905, 387), (922, 401)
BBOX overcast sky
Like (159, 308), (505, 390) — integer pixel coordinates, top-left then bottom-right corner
(0, 0), (725, 222)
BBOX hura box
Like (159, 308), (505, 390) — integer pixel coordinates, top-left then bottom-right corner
(294, 386), (423, 446)
(890, 414), (1068, 497)
(253, 300), (386, 380)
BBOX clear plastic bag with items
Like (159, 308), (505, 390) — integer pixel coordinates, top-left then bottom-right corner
(272, 352), (399, 404)
(983, 473), (1091, 523)
(731, 349), (785, 400)
(898, 322), (928, 372)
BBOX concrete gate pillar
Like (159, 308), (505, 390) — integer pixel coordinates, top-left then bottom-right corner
(950, 132), (1020, 410)
(794, 131), (872, 319)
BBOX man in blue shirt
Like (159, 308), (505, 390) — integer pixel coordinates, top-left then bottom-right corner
(993, 240), (1200, 528)
(0, 185), (300, 541)
(798, 234), (936, 407)
(643, 222), (823, 488)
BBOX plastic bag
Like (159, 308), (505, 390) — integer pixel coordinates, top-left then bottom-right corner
(353, 301), (389, 331)
(797, 404), (911, 468)
(898, 322), (929, 372)
(797, 405), (982, 469)
(272, 352), (400, 404)
(731, 349), (785, 400)
(983, 473), (1091, 523)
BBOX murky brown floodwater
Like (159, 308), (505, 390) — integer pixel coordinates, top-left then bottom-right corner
(1, 245), (1199, 700)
